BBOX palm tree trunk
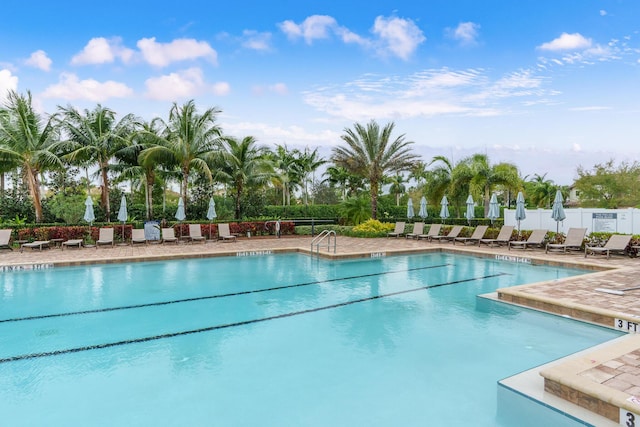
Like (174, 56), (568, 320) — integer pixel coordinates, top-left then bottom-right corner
(370, 181), (379, 219)
(100, 164), (110, 222)
(235, 184), (242, 219)
(25, 167), (43, 222)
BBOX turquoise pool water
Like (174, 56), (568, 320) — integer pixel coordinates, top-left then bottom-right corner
(0, 253), (621, 426)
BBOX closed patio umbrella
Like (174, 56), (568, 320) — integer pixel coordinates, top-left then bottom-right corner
(407, 199), (414, 220)
(487, 193), (500, 225)
(551, 189), (566, 234)
(175, 197), (186, 238)
(418, 196), (427, 219)
(465, 195), (475, 225)
(83, 196), (95, 225)
(515, 191), (526, 235)
(439, 195), (450, 223)
(117, 194), (128, 243)
(206, 197), (217, 240)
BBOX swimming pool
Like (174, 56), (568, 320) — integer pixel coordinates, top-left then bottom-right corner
(0, 253), (621, 426)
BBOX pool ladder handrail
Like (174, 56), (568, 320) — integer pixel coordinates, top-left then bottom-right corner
(311, 230), (336, 255)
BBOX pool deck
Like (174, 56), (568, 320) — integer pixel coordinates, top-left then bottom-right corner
(3, 234), (640, 424)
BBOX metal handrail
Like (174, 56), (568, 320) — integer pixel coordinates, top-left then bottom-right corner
(310, 230), (336, 255)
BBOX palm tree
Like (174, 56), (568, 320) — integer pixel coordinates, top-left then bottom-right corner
(455, 154), (521, 216)
(299, 147), (327, 206)
(526, 173), (555, 208)
(0, 91), (64, 222)
(113, 118), (166, 220)
(331, 120), (419, 219)
(215, 136), (274, 219)
(323, 165), (352, 201)
(388, 174), (407, 206)
(270, 144), (303, 206)
(57, 104), (137, 221)
(140, 100), (222, 206)
(425, 155), (455, 206)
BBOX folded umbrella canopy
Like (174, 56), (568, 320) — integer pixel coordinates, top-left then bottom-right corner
(407, 199), (414, 220)
(465, 195), (475, 225)
(83, 195), (95, 225)
(551, 189), (566, 234)
(515, 191), (526, 234)
(439, 195), (450, 223)
(418, 196), (427, 219)
(117, 194), (128, 243)
(487, 193), (500, 225)
(206, 197), (217, 240)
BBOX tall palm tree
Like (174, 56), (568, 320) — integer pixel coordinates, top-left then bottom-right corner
(113, 118), (166, 220)
(299, 147), (327, 206)
(0, 91), (64, 222)
(57, 104), (137, 221)
(140, 100), (222, 206)
(388, 174), (407, 206)
(331, 120), (419, 219)
(270, 144), (303, 206)
(215, 136), (274, 219)
(323, 165), (351, 201)
(526, 173), (555, 208)
(455, 154), (521, 216)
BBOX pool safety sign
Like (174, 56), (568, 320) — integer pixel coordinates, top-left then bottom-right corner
(615, 318), (640, 333)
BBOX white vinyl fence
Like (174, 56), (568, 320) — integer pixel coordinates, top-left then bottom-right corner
(504, 208), (640, 235)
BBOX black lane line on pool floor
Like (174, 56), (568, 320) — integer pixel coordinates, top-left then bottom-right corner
(0, 263), (452, 324)
(0, 272), (507, 364)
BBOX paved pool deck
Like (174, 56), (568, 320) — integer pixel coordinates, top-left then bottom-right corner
(2, 234), (640, 424)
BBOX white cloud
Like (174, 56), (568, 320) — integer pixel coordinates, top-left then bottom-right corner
(252, 83), (289, 96)
(279, 15), (337, 44)
(600, 10), (607, 16)
(42, 73), (133, 101)
(144, 67), (228, 100)
(572, 143), (582, 152)
(371, 16), (425, 60)
(538, 33), (592, 51)
(569, 106), (612, 111)
(137, 37), (218, 67)
(71, 37), (134, 65)
(0, 69), (19, 98)
(448, 22), (480, 46)
(25, 50), (52, 71)
(241, 30), (272, 51)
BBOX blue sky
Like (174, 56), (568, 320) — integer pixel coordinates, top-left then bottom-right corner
(1, 0), (639, 185)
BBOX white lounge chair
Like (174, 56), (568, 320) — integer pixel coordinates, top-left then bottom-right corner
(162, 228), (178, 244)
(585, 234), (632, 259)
(218, 223), (237, 242)
(20, 240), (50, 252)
(131, 229), (147, 245)
(478, 226), (514, 247)
(405, 222), (424, 239)
(546, 228), (587, 254)
(418, 224), (442, 241)
(0, 229), (13, 251)
(454, 225), (489, 245)
(508, 229), (547, 250)
(96, 228), (115, 248)
(189, 224), (206, 244)
(431, 225), (463, 243)
(62, 239), (83, 250)
(387, 222), (406, 238)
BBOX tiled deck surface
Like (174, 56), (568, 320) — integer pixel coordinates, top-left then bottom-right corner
(3, 235), (640, 423)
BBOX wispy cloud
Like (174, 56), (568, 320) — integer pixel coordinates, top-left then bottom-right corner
(25, 50), (52, 71)
(302, 67), (552, 121)
(241, 30), (272, 51)
(42, 73), (133, 101)
(447, 22), (480, 46)
(279, 14), (424, 60)
(252, 83), (289, 96)
(569, 106), (612, 111)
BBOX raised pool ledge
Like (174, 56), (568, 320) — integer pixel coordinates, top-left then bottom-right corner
(540, 334), (640, 424)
